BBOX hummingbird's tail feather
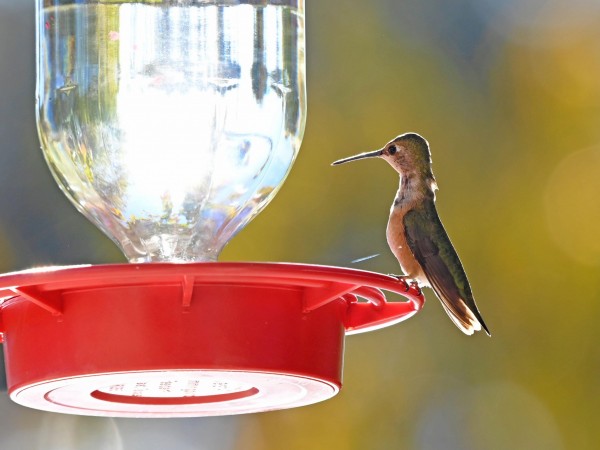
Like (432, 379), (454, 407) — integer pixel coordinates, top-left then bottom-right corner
(435, 292), (491, 336)
(427, 276), (491, 336)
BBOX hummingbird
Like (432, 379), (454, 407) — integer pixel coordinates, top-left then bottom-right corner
(332, 133), (490, 336)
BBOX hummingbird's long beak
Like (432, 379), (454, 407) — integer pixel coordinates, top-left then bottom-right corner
(331, 149), (384, 166)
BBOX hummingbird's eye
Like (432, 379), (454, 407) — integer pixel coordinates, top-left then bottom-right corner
(388, 145), (397, 155)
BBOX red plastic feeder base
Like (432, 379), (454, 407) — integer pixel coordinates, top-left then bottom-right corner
(0, 263), (423, 417)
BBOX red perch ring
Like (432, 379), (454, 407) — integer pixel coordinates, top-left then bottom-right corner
(0, 262), (424, 417)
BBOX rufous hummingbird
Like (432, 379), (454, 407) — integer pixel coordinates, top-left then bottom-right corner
(333, 133), (490, 336)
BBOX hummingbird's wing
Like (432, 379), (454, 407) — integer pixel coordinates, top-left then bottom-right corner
(403, 202), (490, 336)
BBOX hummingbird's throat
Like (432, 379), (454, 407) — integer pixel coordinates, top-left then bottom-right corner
(394, 173), (435, 207)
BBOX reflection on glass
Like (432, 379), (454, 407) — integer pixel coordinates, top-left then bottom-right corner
(37, 0), (306, 262)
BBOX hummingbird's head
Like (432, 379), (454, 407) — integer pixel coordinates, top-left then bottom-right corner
(382, 133), (433, 175)
(332, 132), (436, 185)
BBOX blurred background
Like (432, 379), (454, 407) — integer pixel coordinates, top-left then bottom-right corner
(1, 0), (600, 448)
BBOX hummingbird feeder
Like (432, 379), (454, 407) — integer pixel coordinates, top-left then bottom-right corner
(0, 0), (424, 417)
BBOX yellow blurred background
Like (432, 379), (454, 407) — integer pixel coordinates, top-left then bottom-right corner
(1, 0), (600, 448)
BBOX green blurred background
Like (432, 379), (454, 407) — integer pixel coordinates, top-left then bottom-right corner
(1, 0), (600, 448)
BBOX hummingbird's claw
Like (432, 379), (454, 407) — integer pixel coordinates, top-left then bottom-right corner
(388, 274), (410, 291)
(387, 273), (406, 279)
(409, 281), (423, 297)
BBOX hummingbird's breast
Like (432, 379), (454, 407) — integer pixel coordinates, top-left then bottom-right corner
(386, 197), (428, 284)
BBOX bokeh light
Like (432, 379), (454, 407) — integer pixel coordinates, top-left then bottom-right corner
(545, 146), (600, 266)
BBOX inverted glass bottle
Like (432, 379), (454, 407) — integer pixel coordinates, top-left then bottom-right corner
(36, 0), (306, 262)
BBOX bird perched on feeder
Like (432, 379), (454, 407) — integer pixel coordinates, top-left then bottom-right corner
(332, 133), (490, 336)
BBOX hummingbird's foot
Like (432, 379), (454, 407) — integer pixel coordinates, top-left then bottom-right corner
(388, 274), (410, 291)
(409, 281), (422, 297)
